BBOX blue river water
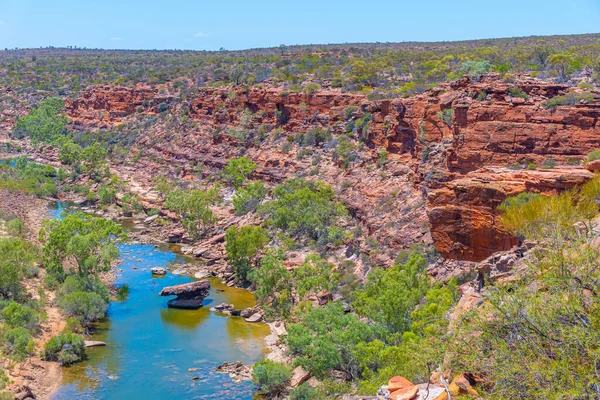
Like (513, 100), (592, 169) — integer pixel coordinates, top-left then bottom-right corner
(49, 203), (269, 399)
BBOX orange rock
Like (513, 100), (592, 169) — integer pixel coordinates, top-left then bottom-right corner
(388, 376), (415, 393)
(389, 385), (419, 400)
(586, 160), (600, 172)
(449, 374), (479, 396)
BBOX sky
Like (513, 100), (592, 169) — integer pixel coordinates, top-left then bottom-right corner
(0, 0), (599, 51)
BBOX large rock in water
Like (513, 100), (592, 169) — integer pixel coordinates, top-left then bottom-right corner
(159, 280), (210, 309)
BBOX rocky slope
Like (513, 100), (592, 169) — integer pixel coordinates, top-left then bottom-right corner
(21, 74), (600, 265)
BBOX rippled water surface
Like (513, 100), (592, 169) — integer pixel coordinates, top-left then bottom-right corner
(50, 203), (269, 399)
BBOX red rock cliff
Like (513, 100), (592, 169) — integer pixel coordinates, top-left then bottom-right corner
(64, 75), (600, 262)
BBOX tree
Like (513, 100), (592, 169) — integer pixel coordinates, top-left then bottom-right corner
(222, 157), (257, 188)
(233, 181), (267, 215)
(258, 179), (347, 246)
(1, 302), (40, 332)
(353, 253), (430, 333)
(11, 97), (67, 143)
(0, 238), (38, 301)
(252, 359), (291, 397)
(39, 213), (123, 286)
(548, 52), (575, 81)
(286, 301), (381, 379)
(293, 254), (339, 299)
(44, 331), (86, 365)
(248, 248), (292, 318)
(59, 139), (83, 165)
(165, 188), (220, 240)
(225, 225), (269, 282)
(2, 327), (35, 362)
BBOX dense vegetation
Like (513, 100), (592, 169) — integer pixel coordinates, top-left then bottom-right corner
(1, 34), (598, 103)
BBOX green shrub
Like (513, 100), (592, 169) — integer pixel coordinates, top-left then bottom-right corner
(1, 301), (40, 332)
(116, 284), (130, 301)
(225, 225), (270, 282)
(0, 238), (38, 301)
(436, 109), (454, 126)
(11, 97), (67, 143)
(2, 327), (35, 362)
(59, 291), (107, 327)
(252, 359), (291, 397)
(587, 149), (600, 162)
(290, 383), (317, 400)
(222, 157), (257, 188)
(233, 181), (267, 215)
(259, 179), (347, 246)
(543, 92), (595, 109)
(354, 253), (430, 333)
(165, 188), (220, 239)
(286, 301), (381, 378)
(293, 254), (339, 299)
(303, 82), (321, 95)
(508, 86), (529, 100)
(248, 248), (292, 319)
(5, 218), (25, 237)
(43, 331), (86, 365)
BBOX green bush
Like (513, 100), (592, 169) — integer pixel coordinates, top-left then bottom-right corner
(11, 97), (67, 143)
(252, 359), (291, 397)
(353, 253), (430, 333)
(43, 331), (86, 365)
(1, 301), (40, 332)
(508, 86), (529, 100)
(233, 181), (267, 215)
(248, 248), (292, 319)
(286, 301), (381, 378)
(0, 238), (38, 301)
(222, 157), (257, 188)
(587, 149), (600, 162)
(293, 254), (339, 298)
(2, 327), (35, 362)
(59, 291), (107, 327)
(5, 218), (25, 237)
(225, 225), (270, 282)
(165, 188), (220, 240)
(290, 383), (317, 400)
(543, 92), (595, 109)
(303, 82), (321, 95)
(436, 109), (454, 126)
(258, 179), (347, 246)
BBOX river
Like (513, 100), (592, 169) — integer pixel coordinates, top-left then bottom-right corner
(49, 202), (270, 399)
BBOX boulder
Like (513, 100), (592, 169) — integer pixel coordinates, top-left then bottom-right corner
(587, 160), (600, 172)
(388, 376), (414, 393)
(290, 366), (310, 388)
(84, 340), (107, 347)
(159, 280), (210, 309)
(151, 267), (166, 275)
(448, 374), (478, 396)
(194, 269), (212, 279)
(168, 228), (185, 243)
(144, 214), (159, 223)
(245, 311), (264, 323)
(389, 385), (418, 400)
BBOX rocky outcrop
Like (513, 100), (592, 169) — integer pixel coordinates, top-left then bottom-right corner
(158, 280), (210, 309)
(427, 167), (593, 261)
(62, 75), (600, 263)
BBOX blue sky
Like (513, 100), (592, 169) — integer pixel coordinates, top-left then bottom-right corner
(0, 0), (598, 51)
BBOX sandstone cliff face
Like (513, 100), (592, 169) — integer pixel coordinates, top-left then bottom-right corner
(62, 75), (600, 263)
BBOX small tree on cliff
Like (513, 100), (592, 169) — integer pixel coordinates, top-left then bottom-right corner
(165, 188), (220, 240)
(225, 225), (270, 282)
(39, 213), (124, 287)
(222, 157), (257, 188)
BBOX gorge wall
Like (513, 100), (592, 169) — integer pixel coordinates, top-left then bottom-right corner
(63, 74), (600, 263)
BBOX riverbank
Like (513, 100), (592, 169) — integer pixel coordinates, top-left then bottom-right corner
(0, 190), (65, 400)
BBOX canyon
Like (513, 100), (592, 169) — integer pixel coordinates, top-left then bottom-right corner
(59, 74), (600, 264)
